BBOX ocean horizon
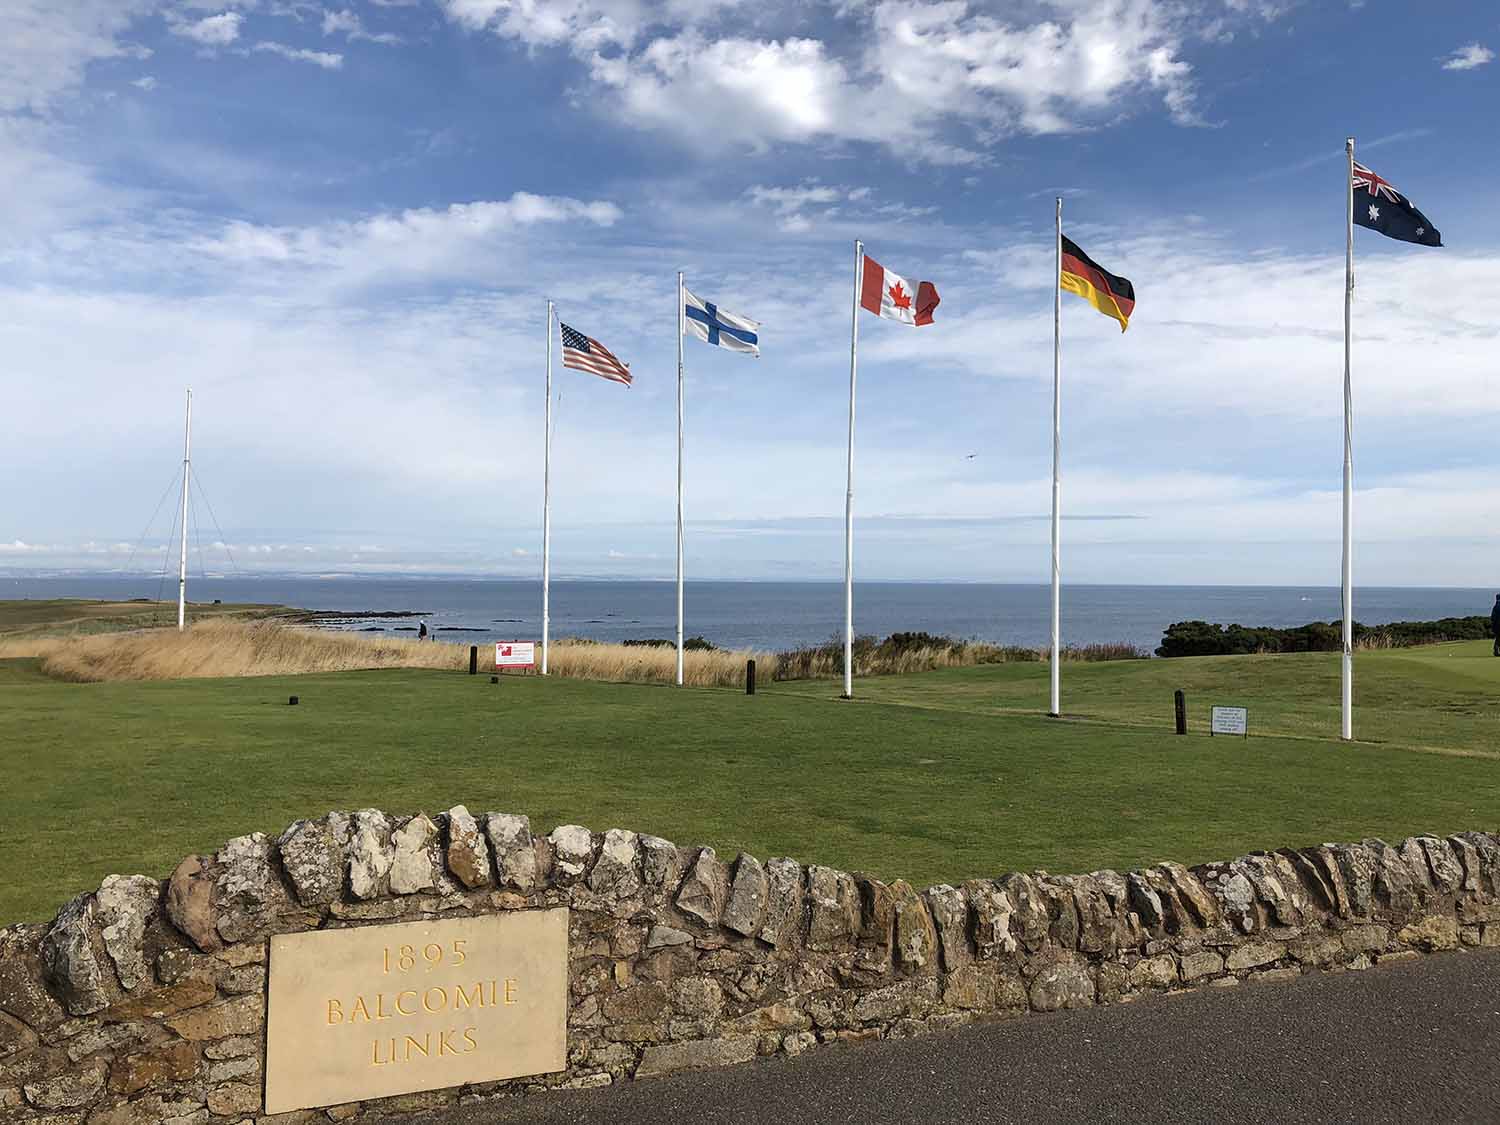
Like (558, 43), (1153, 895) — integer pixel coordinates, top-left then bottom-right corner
(5, 576), (1492, 655)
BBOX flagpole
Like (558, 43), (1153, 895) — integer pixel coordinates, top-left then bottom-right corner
(843, 240), (862, 700)
(541, 300), (553, 676)
(177, 387), (191, 632)
(676, 271), (686, 688)
(1341, 138), (1355, 741)
(1049, 199), (1062, 717)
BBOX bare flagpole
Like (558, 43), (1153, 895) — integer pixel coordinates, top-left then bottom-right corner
(541, 300), (553, 675)
(843, 240), (862, 700)
(676, 271), (686, 688)
(1049, 198), (1062, 717)
(1341, 138), (1355, 741)
(177, 387), (192, 632)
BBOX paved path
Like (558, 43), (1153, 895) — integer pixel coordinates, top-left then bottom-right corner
(390, 949), (1500, 1125)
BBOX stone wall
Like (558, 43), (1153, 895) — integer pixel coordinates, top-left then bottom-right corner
(3, 808), (1500, 1123)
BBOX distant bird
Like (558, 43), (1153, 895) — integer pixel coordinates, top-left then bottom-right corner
(965, 453), (977, 459)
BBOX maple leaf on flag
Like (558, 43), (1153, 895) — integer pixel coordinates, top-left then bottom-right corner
(887, 281), (911, 310)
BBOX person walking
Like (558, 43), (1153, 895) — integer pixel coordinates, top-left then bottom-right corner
(418, 621), (429, 642)
(1492, 595), (1499, 657)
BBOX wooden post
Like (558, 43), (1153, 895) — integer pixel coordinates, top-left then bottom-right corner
(746, 659), (756, 696)
(469, 645), (478, 675)
(1174, 690), (1187, 735)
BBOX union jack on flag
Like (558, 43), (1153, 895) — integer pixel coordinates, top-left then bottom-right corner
(1351, 161), (1404, 204)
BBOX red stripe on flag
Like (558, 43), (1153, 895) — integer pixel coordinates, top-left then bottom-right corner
(914, 281), (939, 326)
(859, 254), (886, 315)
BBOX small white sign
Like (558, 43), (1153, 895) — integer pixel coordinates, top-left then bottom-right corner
(495, 641), (536, 669)
(1211, 706), (1249, 737)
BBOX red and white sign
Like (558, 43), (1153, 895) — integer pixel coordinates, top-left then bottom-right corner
(495, 641), (537, 668)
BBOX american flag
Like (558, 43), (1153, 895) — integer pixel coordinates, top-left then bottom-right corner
(560, 322), (632, 386)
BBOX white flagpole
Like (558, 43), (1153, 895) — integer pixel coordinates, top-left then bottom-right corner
(843, 240), (862, 700)
(541, 300), (553, 675)
(177, 387), (192, 632)
(1341, 138), (1355, 741)
(1049, 199), (1062, 718)
(676, 271), (686, 688)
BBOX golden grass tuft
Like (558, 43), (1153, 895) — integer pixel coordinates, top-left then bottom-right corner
(0, 619), (774, 688)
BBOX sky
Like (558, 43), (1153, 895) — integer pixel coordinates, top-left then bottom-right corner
(1, 0), (1497, 585)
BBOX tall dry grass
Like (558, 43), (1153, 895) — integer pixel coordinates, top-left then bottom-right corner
(772, 633), (1146, 680)
(0, 619), (773, 688)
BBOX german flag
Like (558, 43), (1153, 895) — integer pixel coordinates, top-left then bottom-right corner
(1060, 235), (1135, 332)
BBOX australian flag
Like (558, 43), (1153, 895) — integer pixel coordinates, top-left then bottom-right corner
(1352, 161), (1441, 247)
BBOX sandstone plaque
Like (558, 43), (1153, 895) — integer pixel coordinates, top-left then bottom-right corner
(264, 909), (567, 1113)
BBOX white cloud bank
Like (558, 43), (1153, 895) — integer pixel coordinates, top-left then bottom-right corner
(443, 0), (1281, 162)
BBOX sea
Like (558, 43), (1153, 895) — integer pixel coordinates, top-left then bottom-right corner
(4, 577), (1493, 655)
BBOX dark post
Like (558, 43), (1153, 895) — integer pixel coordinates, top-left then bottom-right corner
(469, 645), (478, 675)
(1174, 690), (1187, 735)
(288, 695), (299, 706)
(490, 675), (499, 685)
(746, 659), (756, 696)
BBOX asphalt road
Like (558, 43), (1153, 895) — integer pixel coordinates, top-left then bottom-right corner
(388, 949), (1500, 1125)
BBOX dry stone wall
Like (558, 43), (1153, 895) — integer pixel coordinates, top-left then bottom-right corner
(4, 809), (1500, 1123)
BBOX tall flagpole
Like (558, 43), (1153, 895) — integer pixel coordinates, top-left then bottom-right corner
(676, 271), (686, 688)
(843, 240), (862, 700)
(541, 300), (553, 675)
(1341, 139), (1355, 741)
(177, 387), (192, 632)
(1049, 199), (1062, 717)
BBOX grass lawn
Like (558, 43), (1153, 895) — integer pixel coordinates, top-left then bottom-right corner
(2, 641), (1498, 924)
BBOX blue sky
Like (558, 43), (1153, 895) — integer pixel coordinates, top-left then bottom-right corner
(2, 0), (1496, 584)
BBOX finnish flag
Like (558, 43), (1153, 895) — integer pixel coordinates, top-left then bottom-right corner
(683, 287), (759, 357)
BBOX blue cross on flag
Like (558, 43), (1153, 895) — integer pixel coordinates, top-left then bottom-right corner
(684, 287), (759, 357)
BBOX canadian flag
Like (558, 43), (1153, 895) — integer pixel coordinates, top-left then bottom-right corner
(859, 254), (940, 326)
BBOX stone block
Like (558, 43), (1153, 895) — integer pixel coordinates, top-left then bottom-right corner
(40, 896), (108, 1017)
(722, 854), (768, 938)
(1179, 950), (1224, 981)
(443, 806), (492, 890)
(388, 815), (440, 895)
(1397, 915), (1459, 952)
(635, 1036), (757, 1079)
(95, 877), (160, 993)
(1225, 941), (1284, 972)
(164, 996), (263, 1042)
(1028, 960), (1094, 1011)
(676, 848), (729, 927)
(588, 830), (643, 901)
(924, 885), (970, 970)
(806, 867), (859, 952)
(759, 859), (803, 948)
(276, 816), (347, 907)
(107, 1040), (199, 1096)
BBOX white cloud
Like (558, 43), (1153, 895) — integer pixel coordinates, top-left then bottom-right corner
(320, 8), (402, 44)
(171, 12), (245, 46)
(1, 0), (157, 112)
(252, 41), (344, 67)
(130, 75), (159, 90)
(191, 192), (621, 279)
(1441, 43), (1493, 71)
(445, 1), (1272, 161)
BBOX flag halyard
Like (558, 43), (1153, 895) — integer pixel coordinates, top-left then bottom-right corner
(559, 322), (632, 385)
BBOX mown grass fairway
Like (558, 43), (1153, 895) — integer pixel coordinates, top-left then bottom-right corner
(3, 641), (1497, 923)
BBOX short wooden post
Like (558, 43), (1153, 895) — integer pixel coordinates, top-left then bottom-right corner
(469, 645), (478, 675)
(1174, 690), (1187, 735)
(746, 659), (756, 695)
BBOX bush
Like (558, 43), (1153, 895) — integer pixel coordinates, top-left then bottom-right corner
(1156, 616), (1493, 658)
